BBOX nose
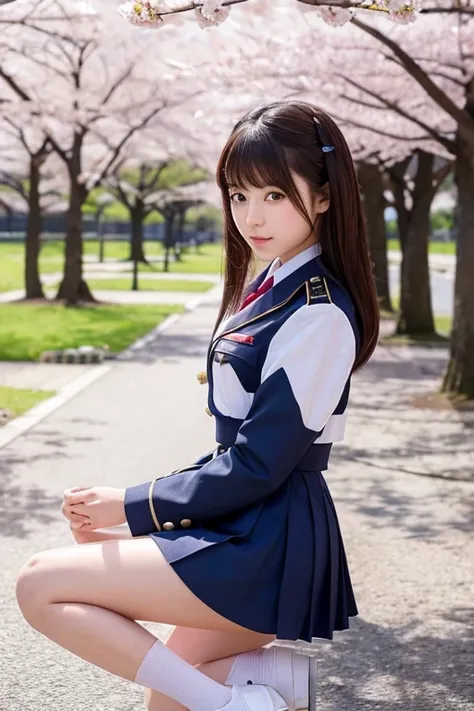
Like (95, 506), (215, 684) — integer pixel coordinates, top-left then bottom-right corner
(245, 199), (264, 228)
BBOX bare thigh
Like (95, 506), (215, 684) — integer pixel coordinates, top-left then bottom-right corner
(165, 625), (276, 666)
(18, 536), (257, 634)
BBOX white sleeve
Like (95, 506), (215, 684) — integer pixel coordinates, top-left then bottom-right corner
(261, 303), (356, 433)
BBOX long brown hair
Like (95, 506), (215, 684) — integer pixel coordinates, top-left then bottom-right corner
(215, 100), (379, 371)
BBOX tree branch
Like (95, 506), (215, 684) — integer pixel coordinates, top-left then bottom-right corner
(338, 73), (456, 153)
(351, 16), (474, 137)
(433, 162), (454, 192)
(89, 103), (167, 191)
(331, 111), (431, 143)
(0, 66), (30, 102)
(145, 163), (169, 192)
(100, 67), (133, 107)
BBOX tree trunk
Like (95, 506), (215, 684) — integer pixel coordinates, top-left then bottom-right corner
(358, 162), (392, 312)
(174, 210), (185, 263)
(396, 151), (436, 337)
(55, 140), (94, 305)
(163, 213), (174, 273)
(24, 154), (45, 300)
(128, 200), (146, 263)
(442, 131), (474, 398)
(97, 206), (106, 263)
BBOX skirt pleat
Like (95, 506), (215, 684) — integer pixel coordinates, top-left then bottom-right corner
(151, 465), (358, 643)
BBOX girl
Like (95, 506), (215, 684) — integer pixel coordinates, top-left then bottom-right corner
(16, 100), (379, 711)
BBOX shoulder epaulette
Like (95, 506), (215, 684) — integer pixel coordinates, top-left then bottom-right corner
(306, 276), (332, 305)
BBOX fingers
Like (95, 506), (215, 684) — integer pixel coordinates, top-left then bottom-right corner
(64, 488), (96, 506)
(61, 500), (90, 523)
(70, 518), (91, 531)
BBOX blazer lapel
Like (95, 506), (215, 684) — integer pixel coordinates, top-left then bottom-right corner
(212, 256), (324, 346)
(216, 286), (274, 336)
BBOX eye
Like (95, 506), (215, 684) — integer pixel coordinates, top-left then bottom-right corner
(266, 191), (285, 201)
(229, 193), (246, 204)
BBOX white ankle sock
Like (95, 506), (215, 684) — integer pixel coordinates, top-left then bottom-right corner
(135, 639), (232, 711)
(225, 646), (309, 710)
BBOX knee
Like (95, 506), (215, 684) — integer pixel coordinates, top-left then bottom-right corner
(16, 553), (51, 624)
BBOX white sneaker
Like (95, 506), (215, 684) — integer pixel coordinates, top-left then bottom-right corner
(265, 648), (309, 711)
(227, 647), (309, 711)
(225, 684), (288, 711)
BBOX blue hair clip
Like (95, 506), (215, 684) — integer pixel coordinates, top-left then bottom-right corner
(322, 145), (335, 153)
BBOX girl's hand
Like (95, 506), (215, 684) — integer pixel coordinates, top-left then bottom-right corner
(62, 487), (92, 530)
(69, 524), (98, 545)
(63, 486), (127, 530)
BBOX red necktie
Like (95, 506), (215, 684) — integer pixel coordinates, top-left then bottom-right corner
(239, 275), (274, 311)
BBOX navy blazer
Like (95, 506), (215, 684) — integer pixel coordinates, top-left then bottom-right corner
(124, 243), (359, 537)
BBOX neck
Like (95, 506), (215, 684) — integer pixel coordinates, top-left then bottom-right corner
(279, 237), (319, 265)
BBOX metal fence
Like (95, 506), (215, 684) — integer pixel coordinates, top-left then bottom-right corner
(0, 213), (453, 245)
(0, 214), (219, 244)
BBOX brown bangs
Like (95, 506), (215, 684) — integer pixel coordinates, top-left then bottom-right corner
(220, 127), (312, 227)
(223, 128), (288, 190)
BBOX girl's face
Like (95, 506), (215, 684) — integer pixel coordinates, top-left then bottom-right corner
(228, 171), (328, 264)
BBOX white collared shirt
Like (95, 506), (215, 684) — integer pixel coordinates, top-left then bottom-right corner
(265, 242), (322, 286)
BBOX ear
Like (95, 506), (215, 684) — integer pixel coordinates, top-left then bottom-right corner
(314, 186), (330, 215)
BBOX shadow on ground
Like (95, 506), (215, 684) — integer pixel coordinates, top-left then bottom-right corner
(0, 421), (103, 538)
(311, 613), (474, 710)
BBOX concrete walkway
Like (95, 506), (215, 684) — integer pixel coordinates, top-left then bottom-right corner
(1, 289), (472, 711)
(0, 362), (98, 392)
(388, 250), (455, 272)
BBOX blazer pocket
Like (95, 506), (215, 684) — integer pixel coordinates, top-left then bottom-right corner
(213, 336), (259, 367)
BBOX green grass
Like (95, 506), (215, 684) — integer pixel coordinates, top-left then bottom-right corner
(0, 303), (184, 361)
(82, 239), (224, 271)
(0, 241), (224, 292)
(47, 278), (216, 293)
(380, 297), (452, 345)
(384, 296), (452, 333)
(83, 240), (163, 259)
(434, 316), (451, 335)
(0, 241), (64, 291)
(0, 385), (55, 419)
(387, 239), (455, 255)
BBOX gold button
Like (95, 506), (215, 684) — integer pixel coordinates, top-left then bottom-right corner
(180, 519), (192, 528)
(163, 522), (175, 531)
(205, 407), (213, 417)
(197, 371), (208, 385)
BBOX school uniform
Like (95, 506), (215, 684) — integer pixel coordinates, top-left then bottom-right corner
(124, 242), (359, 643)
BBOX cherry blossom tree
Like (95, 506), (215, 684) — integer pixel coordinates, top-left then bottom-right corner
(102, 122), (205, 268)
(0, 0), (209, 304)
(0, 111), (59, 298)
(151, 180), (219, 270)
(112, 0), (473, 31)
(345, 15), (473, 397)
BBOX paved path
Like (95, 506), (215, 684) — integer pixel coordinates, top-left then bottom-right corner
(1, 292), (473, 711)
(388, 251), (455, 271)
(0, 272), (222, 304)
(0, 362), (98, 392)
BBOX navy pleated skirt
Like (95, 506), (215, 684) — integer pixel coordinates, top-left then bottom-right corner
(149, 448), (358, 643)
